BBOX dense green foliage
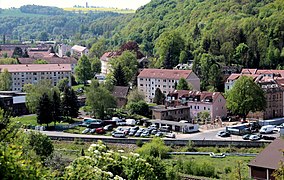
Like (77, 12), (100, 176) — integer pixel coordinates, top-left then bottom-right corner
(86, 80), (116, 119)
(0, 68), (12, 91)
(0, 6), (127, 43)
(119, 0), (284, 70)
(226, 76), (266, 121)
(153, 88), (165, 105)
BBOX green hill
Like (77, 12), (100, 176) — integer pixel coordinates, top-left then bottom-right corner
(116, 0), (284, 70)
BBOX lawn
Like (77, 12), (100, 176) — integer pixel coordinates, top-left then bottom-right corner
(169, 155), (254, 179)
(11, 115), (38, 126)
(12, 115), (79, 128)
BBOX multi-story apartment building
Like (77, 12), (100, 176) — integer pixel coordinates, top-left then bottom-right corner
(100, 51), (118, 75)
(137, 69), (200, 102)
(0, 64), (72, 91)
(166, 90), (227, 121)
(225, 68), (284, 120)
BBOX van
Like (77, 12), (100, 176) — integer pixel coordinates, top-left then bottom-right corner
(259, 125), (276, 134)
(126, 119), (136, 126)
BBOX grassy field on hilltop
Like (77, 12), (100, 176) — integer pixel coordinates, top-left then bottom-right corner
(63, 7), (135, 14)
(0, 8), (48, 17)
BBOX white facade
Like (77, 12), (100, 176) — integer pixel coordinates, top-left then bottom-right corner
(137, 69), (200, 102)
(0, 64), (72, 91)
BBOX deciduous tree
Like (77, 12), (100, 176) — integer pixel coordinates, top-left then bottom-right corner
(0, 69), (12, 91)
(153, 88), (165, 105)
(75, 55), (92, 85)
(226, 76), (266, 122)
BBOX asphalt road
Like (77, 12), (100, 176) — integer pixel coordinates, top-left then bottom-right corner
(40, 127), (280, 141)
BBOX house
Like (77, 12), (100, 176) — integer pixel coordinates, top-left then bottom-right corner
(112, 86), (130, 108)
(151, 105), (191, 121)
(225, 69), (284, 120)
(71, 45), (89, 59)
(100, 51), (119, 75)
(57, 44), (72, 58)
(248, 138), (284, 180)
(137, 69), (200, 102)
(0, 64), (72, 91)
(166, 90), (227, 121)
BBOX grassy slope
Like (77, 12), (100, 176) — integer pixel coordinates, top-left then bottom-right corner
(63, 7), (135, 14)
(0, 9), (48, 17)
(170, 155), (253, 179)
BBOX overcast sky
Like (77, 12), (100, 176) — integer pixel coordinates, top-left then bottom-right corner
(0, 0), (151, 9)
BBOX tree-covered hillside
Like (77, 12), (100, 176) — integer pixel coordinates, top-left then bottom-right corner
(116, 0), (284, 70)
(0, 5), (131, 46)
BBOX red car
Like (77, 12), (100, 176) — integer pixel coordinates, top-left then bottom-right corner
(96, 128), (105, 134)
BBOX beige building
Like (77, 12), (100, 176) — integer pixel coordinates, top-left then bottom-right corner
(71, 45), (89, 59)
(0, 64), (72, 91)
(100, 52), (118, 75)
(137, 69), (200, 102)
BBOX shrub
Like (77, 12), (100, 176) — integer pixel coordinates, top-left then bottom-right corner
(136, 138), (171, 159)
(136, 139), (143, 147)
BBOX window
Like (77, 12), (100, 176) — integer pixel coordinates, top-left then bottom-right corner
(204, 107), (206, 110)
(140, 78), (143, 81)
(140, 84), (143, 86)
(163, 80), (166, 82)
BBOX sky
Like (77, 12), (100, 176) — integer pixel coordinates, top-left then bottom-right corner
(0, 0), (151, 10)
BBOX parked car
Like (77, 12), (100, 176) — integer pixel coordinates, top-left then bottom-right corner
(89, 128), (96, 134)
(155, 131), (164, 137)
(141, 131), (150, 137)
(112, 131), (126, 138)
(262, 135), (276, 140)
(242, 134), (252, 140)
(151, 129), (158, 135)
(259, 125), (276, 134)
(126, 119), (136, 126)
(165, 132), (176, 138)
(96, 128), (105, 134)
(82, 128), (90, 134)
(103, 124), (114, 131)
(128, 128), (138, 136)
(160, 125), (171, 132)
(249, 134), (261, 141)
(134, 131), (143, 137)
(217, 131), (230, 137)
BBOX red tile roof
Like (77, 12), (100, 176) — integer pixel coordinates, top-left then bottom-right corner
(0, 64), (71, 73)
(170, 90), (223, 103)
(248, 138), (284, 169)
(100, 51), (118, 62)
(112, 86), (129, 98)
(227, 73), (258, 81)
(138, 69), (193, 80)
(18, 56), (77, 64)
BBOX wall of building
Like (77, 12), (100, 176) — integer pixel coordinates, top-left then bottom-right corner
(11, 71), (71, 91)
(186, 72), (200, 91)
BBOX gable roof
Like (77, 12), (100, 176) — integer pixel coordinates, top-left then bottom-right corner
(0, 64), (71, 73)
(248, 138), (284, 170)
(169, 90), (223, 103)
(18, 56), (77, 64)
(71, 45), (87, 52)
(112, 86), (129, 98)
(100, 51), (119, 62)
(138, 69), (193, 80)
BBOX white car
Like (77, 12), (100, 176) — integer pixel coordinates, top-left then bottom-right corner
(249, 134), (261, 141)
(165, 133), (176, 138)
(82, 128), (90, 134)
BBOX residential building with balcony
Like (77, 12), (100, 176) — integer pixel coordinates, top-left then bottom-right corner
(137, 69), (200, 102)
(166, 90), (227, 121)
(0, 64), (72, 91)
